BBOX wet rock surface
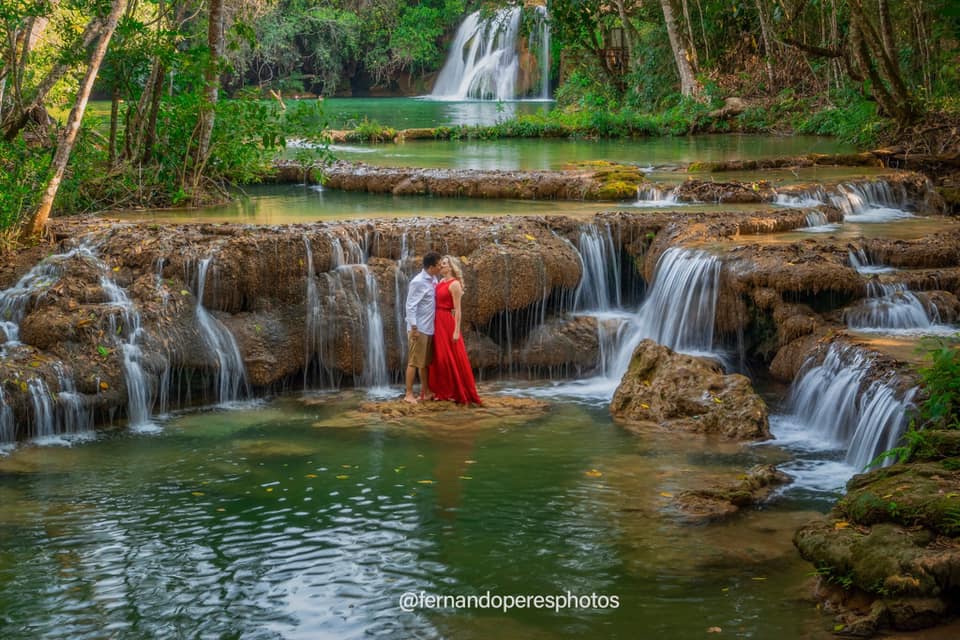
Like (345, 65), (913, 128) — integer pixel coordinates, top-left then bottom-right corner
(609, 339), (770, 440)
(673, 464), (792, 521)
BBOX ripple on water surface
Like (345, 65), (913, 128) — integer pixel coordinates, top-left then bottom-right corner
(0, 395), (841, 639)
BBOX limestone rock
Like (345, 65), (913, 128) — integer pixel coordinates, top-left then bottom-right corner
(609, 339), (770, 440)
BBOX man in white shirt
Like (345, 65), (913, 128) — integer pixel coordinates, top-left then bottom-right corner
(404, 251), (442, 403)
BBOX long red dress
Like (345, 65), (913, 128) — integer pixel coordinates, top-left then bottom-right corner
(429, 279), (481, 404)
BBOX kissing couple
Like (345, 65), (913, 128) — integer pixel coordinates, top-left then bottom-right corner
(403, 251), (482, 405)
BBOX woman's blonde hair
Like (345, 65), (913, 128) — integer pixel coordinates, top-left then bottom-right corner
(444, 255), (465, 286)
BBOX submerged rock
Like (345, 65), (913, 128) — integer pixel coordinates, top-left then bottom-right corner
(673, 464), (791, 521)
(609, 339), (770, 440)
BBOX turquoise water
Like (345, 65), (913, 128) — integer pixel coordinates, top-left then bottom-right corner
(326, 134), (858, 171)
(0, 393), (834, 639)
(317, 97), (554, 129)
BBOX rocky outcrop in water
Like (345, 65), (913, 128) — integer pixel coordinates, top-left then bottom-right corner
(609, 339), (770, 440)
(673, 464), (791, 521)
(794, 457), (960, 635)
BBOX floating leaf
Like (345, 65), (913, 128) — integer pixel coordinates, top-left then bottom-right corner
(464, 460), (476, 464)
(659, 491), (674, 498)
(459, 476), (473, 480)
(417, 479), (434, 484)
(304, 474), (317, 479)
(191, 491), (205, 496)
(336, 474), (349, 480)
(585, 469), (603, 478)
(216, 508), (225, 512)
(707, 628), (722, 634)
(751, 577), (767, 581)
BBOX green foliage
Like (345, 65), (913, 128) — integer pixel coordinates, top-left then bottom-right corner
(0, 138), (49, 231)
(795, 92), (892, 147)
(915, 338), (960, 430)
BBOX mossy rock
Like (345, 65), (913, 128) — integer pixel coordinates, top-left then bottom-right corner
(839, 463), (960, 536)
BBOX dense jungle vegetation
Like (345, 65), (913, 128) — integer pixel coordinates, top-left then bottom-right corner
(1, 0), (959, 238)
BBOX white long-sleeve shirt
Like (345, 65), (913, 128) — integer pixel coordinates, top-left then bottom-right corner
(405, 269), (437, 335)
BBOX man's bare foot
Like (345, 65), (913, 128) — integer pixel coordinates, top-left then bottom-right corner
(403, 394), (419, 404)
(421, 393), (436, 401)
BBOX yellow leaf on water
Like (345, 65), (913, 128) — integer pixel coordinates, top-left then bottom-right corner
(216, 508), (225, 512)
(659, 492), (673, 498)
(464, 460), (477, 464)
(191, 491), (205, 496)
(751, 577), (767, 581)
(417, 479), (434, 484)
(834, 521), (850, 529)
(305, 474), (317, 479)
(459, 476), (473, 480)
(341, 464), (352, 468)
(336, 475), (349, 480)
(585, 469), (603, 478)
(265, 487), (274, 492)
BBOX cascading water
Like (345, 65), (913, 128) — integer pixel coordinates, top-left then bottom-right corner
(28, 378), (55, 439)
(831, 181), (913, 222)
(431, 6), (550, 100)
(848, 247), (897, 274)
(0, 244), (96, 346)
(101, 276), (154, 428)
(773, 189), (827, 208)
(0, 386), (15, 444)
(195, 258), (249, 404)
(775, 344), (915, 474)
(844, 282), (940, 331)
(573, 224), (622, 311)
(303, 235), (325, 388)
(633, 186), (682, 208)
(799, 210), (838, 232)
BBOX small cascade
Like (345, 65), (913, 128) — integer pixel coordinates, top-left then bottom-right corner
(0, 386), (14, 443)
(28, 378), (55, 439)
(604, 248), (722, 381)
(303, 235), (325, 388)
(831, 181), (913, 222)
(633, 185), (682, 208)
(784, 344), (914, 470)
(431, 7), (533, 100)
(195, 258), (249, 404)
(773, 190), (827, 208)
(844, 282), (939, 331)
(101, 276), (154, 427)
(330, 236), (390, 391)
(848, 247), (897, 274)
(52, 363), (91, 435)
(393, 232), (413, 367)
(573, 224), (622, 311)
(531, 5), (550, 99)
(801, 210), (833, 230)
(0, 245), (95, 346)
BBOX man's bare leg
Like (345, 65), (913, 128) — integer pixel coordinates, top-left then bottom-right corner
(404, 365), (419, 403)
(420, 365), (435, 401)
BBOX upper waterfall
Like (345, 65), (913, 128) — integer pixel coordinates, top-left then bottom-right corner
(431, 6), (551, 101)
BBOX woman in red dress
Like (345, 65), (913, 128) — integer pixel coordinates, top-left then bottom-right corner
(429, 256), (481, 404)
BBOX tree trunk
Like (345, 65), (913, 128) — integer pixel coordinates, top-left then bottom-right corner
(660, 0), (703, 99)
(680, 0), (699, 71)
(754, 0), (776, 88)
(108, 83), (120, 167)
(192, 0), (224, 189)
(3, 16), (103, 140)
(20, 0), (127, 240)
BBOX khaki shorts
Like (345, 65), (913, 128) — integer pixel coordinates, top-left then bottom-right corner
(407, 330), (433, 368)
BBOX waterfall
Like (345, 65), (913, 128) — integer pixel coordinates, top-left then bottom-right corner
(28, 378), (56, 439)
(330, 236), (390, 392)
(773, 190), (826, 208)
(432, 7), (549, 100)
(831, 181), (913, 222)
(800, 210), (837, 232)
(844, 282), (939, 331)
(0, 386), (14, 443)
(195, 258), (249, 404)
(394, 232), (413, 369)
(303, 235), (324, 388)
(101, 276), (154, 428)
(0, 244), (95, 346)
(573, 224), (622, 311)
(633, 185), (682, 208)
(783, 344), (914, 471)
(848, 247), (897, 275)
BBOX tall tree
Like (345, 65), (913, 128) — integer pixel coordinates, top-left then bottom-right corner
(192, 0), (224, 190)
(659, 0), (702, 99)
(20, 0), (127, 239)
